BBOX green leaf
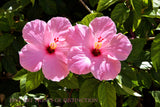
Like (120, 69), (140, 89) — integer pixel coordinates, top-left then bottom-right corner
(116, 81), (141, 97)
(97, 0), (119, 12)
(127, 39), (146, 63)
(80, 12), (103, 26)
(156, 23), (160, 30)
(0, 34), (14, 52)
(1, 56), (17, 73)
(122, 96), (139, 107)
(57, 73), (79, 89)
(98, 82), (116, 107)
(117, 62), (138, 88)
(25, 70), (44, 92)
(79, 79), (99, 107)
(137, 71), (152, 89)
(43, 79), (63, 99)
(132, 12), (141, 31)
(151, 91), (160, 107)
(20, 77), (27, 95)
(13, 69), (28, 81)
(30, 0), (35, 6)
(89, 0), (99, 7)
(142, 8), (160, 18)
(111, 3), (130, 24)
(135, 18), (152, 38)
(39, 0), (57, 15)
(130, 0), (142, 31)
(151, 34), (160, 72)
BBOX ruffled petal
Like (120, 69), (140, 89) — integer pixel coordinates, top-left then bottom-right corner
(44, 17), (72, 46)
(89, 16), (117, 39)
(42, 54), (69, 82)
(102, 33), (132, 61)
(68, 46), (92, 74)
(19, 44), (45, 72)
(22, 19), (46, 47)
(67, 24), (95, 48)
(90, 55), (121, 81)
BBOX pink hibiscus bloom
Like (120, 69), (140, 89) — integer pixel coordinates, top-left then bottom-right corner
(19, 17), (72, 81)
(67, 16), (132, 81)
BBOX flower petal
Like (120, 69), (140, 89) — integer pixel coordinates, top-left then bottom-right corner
(42, 54), (69, 82)
(91, 55), (121, 81)
(67, 24), (95, 48)
(89, 16), (117, 39)
(44, 17), (72, 46)
(22, 19), (46, 47)
(19, 44), (45, 72)
(68, 46), (92, 74)
(102, 33), (132, 61)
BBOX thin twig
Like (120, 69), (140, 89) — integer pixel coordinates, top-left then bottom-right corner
(79, 0), (93, 13)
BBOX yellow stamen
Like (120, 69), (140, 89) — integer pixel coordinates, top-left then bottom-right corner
(94, 42), (102, 49)
(50, 42), (57, 49)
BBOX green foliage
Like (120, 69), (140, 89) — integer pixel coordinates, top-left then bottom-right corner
(97, 0), (119, 12)
(2, 56), (17, 73)
(57, 73), (79, 89)
(151, 34), (160, 72)
(0, 34), (14, 52)
(25, 70), (44, 92)
(79, 79), (99, 106)
(130, 0), (142, 31)
(127, 39), (146, 64)
(80, 12), (103, 26)
(89, 0), (99, 7)
(111, 3), (130, 24)
(151, 91), (160, 107)
(98, 82), (116, 107)
(39, 0), (57, 15)
(13, 69), (44, 93)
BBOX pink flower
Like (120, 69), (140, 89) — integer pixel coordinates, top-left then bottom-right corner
(19, 17), (72, 81)
(67, 16), (132, 81)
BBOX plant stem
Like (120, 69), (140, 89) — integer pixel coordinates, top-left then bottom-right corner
(79, 0), (93, 13)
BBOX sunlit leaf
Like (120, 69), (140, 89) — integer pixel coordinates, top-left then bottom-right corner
(26, 70), (44, 92)
(116, 81), (141, 97)
(130, 0), (142, 31)
(142, 9), (160, 18)
(80, 12), (103, 26)
(13, 69), (28, 81)
(97, 0), (119, 12)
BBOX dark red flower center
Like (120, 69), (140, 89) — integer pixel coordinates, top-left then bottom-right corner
(46, 46), (55, 54)
(92, 49), (101, 56)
